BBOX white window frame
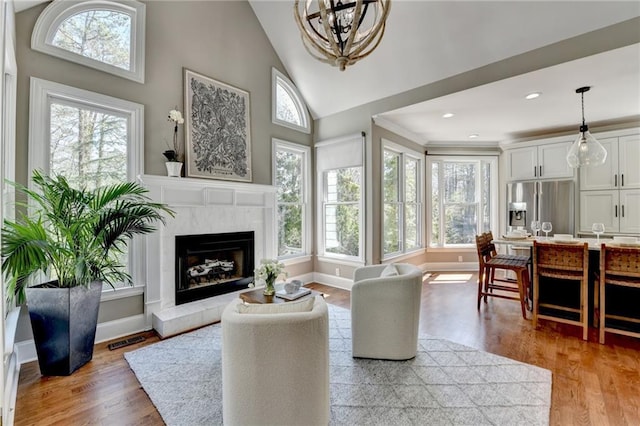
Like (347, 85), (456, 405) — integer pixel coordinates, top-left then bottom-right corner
(316, 133), (365, 264)
(321, 166), (364, 262)
(272, 138), (311, 263)
(382, 140), (424, 260)
(31, 0), (146, 83)
(427, 155), (499, 249)
(271, 68), (310, 133)
(28, 77), (145, 298)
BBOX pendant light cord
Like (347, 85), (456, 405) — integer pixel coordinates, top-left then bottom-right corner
(581, 91), (586, 127)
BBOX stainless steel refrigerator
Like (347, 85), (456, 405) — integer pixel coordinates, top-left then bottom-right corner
(507, 180), (575, 235)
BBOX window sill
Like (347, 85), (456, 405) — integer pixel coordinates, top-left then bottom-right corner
(280, 255), (312, 266)
(382, 248), (426, 263)
(427, 246), (476, 253)
(100, 285), (144, 302)
(317, 255), (365, 268)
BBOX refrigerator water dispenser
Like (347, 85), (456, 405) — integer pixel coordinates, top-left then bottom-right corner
(508, 202), (527, 227)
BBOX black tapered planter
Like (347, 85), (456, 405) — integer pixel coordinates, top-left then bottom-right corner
(26, 281), (103, 376)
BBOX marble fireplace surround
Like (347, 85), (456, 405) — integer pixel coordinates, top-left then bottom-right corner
(139, 175), (276, 338)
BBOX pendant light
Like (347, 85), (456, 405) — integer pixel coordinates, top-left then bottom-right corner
(567, 86), (607, 168)
(294, 0), (391, 71)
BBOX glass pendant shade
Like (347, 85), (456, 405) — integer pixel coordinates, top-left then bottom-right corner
(567, 126), (607, 168)
(567, 86), (606, 168)
(294, 0), (391, 71)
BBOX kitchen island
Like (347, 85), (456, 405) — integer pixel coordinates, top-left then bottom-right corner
(493, 236), (640, 335)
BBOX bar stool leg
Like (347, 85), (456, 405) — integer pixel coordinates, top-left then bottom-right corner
(599, 279), (606, 344)
(517, 269), (527, 319)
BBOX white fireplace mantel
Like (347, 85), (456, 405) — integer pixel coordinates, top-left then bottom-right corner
(138, 174), (277, 337)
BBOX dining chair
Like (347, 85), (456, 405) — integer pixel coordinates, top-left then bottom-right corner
(532, 240), (589, 340)
(475, 232), (530, 319)
(599, 244), (640, 344)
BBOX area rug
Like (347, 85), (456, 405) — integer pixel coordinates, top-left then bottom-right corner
(125, 305), (551, 425)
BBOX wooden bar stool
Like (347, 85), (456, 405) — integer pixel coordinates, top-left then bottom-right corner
(533, 241), (589, 340)
(599, 244), (640, 344)
(475, 232), (530, 319)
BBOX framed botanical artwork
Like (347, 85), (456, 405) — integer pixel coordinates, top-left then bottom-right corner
(184, 69), (252, 182)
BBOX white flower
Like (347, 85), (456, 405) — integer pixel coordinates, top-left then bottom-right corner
(254, 258), (287, 283)
(168, 109), (184, 124)
(165, 108), (185, 161)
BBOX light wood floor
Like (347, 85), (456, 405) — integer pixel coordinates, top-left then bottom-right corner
(15, 274), (640, 425)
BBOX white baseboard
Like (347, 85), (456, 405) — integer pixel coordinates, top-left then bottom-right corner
(15, 340), (36, 365)
(291, 272), (315, 285)
(94, 314), (148, 344)
(312, 272), (353, 290)
(3, 351), (19, 426)
(423, 262), (478, 272)
(16, 314), (151, 365)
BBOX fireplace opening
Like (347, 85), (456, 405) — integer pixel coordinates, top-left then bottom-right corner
(175, 231), (254, 305)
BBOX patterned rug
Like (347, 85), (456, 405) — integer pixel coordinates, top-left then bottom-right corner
(125, 304), (552, 425)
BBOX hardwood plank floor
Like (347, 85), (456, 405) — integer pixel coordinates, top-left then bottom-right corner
(15, 275), (640, 425)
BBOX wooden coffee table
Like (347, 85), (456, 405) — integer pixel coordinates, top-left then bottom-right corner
(240, 287), (319, 304)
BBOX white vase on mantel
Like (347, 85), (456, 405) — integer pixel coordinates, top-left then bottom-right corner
(165, 161), (183, 177)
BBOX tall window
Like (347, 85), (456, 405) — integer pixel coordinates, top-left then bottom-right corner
(272, 68), (310, 133)
(316, 133), (364, 262)
(31, 0), (146, 83)
(428, 156), (497, 247)
(273, 139), (310, 259)
(29, 77), (144, 290)
(49, 101), (128, 189)
(324, 167), (362, 258)
(383, 142), (423, 258)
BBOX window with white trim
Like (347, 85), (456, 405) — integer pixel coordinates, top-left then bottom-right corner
(272, 68), (310, 133)
(29, 77), (144, 290)
(382, 141), (423, 258)
(273, 139), (311, 260)
(324, 167), (362, 258)
(316, 133), (364, 262)
(31, 0), (146, 83)
(427, 156), (498, 247)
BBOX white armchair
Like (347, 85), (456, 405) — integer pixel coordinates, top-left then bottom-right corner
(221, 296), (329, 426)
(351, 263), (424, 360)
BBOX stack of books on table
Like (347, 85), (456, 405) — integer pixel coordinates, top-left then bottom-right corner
(275, 287), (311, 300)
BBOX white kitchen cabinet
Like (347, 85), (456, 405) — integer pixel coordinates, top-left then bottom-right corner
(619, 134), (640, 189)
(620, 189), (640, 234)
(580, 134), (640, 190)
(580, 189), (640, 234)
(506, 141), (573, 181)
(580, 190), (619, 232)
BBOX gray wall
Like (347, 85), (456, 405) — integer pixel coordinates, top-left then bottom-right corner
(14, 0), (313, 339)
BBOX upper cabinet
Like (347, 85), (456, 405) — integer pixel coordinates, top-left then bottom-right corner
(579, 134), (640, 190)
(578, 130), (640, 235)
(505, 140), (574, 181)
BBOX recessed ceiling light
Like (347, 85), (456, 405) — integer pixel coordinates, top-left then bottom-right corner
(469, 134), (479, 139)
(525, 92), (541, 100)
(442, 113), (454, 119)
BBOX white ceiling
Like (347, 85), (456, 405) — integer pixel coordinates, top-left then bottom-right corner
(250, 0), (640, 145)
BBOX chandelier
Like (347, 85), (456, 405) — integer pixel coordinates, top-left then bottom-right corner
(566, 86), (607, 168)
(294, 0), (391, 71)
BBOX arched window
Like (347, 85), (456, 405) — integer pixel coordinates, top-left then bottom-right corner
(31, 0), (145, 83)
(272, 68), (310, 133)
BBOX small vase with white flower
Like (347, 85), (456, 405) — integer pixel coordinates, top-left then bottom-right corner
(164, 108), (185, 177)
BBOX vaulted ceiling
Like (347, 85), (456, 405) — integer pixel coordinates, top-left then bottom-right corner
(250, 1), (640, 145)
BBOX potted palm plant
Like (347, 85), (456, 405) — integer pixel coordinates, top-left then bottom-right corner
(1, 170), (174, 375)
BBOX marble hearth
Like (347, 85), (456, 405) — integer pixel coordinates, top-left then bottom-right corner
(139, 175), (276, 338)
